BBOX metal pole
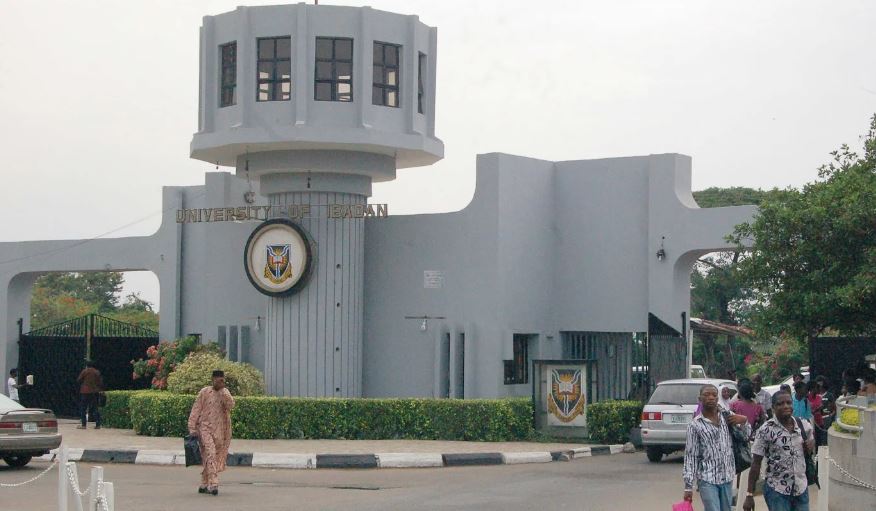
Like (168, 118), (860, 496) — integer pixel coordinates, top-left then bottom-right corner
(103, 482), (114, 511)
(817, 447), (829, 511)
(88, 467), (102, 511)
(58, 446), (68, 511)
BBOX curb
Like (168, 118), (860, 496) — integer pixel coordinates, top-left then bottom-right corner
(38, 444), (628, 470)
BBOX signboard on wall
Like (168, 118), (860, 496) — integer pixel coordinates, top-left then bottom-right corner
(545, 364), (588, 427)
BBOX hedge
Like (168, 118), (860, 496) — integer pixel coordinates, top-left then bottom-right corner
(106, 391), (534, 441)
(102, 390), (147, 429)
(587, 400), (644, 444)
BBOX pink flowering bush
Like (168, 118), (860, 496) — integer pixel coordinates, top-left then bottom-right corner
(131, 336), (223, 390)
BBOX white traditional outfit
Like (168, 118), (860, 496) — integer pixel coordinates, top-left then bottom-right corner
(187, 384), (235, 491)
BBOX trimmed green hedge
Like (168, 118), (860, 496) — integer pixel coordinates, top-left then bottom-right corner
(102, 390), (146, 429)
(111, 391), (533, 441)
(587, 400), (644, 444)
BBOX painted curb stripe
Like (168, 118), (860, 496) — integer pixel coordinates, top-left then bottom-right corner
(316, 454), (378, 469)
(501, 452), (553, 464)
(375, 453), (444, 468)
(442, 453), (503, 466)
(80, 450), (138, 463)
(251, 453), (316, 469)
(58, 445), (622, 468)
(589, 446), (610, 456)
(226, 453), (253, 466)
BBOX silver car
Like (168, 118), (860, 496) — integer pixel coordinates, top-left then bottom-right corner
(0, 394), (62, 468)
(640, 378), (737, 462)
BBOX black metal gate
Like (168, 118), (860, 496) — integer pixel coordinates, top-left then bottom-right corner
(17, 314), (157, 417)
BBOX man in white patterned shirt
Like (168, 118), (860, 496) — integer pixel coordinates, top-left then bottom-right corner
(743, 390), (815, 511)
(683, 384), (751, 511)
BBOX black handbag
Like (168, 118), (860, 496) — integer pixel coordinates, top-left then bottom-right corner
(794, 418), (820, 488)
(723, 410), (752, 474)
(184, 435), (202, 467)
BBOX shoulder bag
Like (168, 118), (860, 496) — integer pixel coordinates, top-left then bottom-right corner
(722, 410), (751, 474)
(794, 417), (820, 488)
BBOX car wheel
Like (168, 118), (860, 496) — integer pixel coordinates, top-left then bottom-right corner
(3, 455), (32, 468)
(645, 446), (663, 463)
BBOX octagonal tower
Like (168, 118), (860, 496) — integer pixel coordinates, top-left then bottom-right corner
(191, 3), (443, 397)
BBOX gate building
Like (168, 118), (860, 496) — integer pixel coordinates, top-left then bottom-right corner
(0, 3), (755, 401)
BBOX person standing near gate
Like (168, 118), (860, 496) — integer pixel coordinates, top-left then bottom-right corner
(7, 368), (28, 403)
(76, 361), (103, 429)
(187, 370), (235, 496)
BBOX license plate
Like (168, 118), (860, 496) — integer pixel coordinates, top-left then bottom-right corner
(669, 414), (690, 424)
(22, 422), (37, 433)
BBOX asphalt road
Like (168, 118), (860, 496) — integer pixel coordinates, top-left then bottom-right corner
(0, 452), (809, 511)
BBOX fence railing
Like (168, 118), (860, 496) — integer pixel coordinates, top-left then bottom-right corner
(58, 447), (115, 511)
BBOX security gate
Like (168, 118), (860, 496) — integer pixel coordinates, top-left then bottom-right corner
(17, 314), (157, 417)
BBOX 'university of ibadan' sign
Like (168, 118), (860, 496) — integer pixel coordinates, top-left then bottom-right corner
(243, 219), (313, 297)
(176, 204), (388, 223)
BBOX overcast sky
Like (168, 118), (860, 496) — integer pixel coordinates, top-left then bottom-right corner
(1, 0), (875, 311)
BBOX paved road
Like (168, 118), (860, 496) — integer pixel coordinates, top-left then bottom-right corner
(0, 452), (815, 511)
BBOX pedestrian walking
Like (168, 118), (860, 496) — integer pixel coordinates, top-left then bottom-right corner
(751, 374), (772, 419)
(731, 378), (766, 432)
(187, 370), (235, 496)
(76, 361), (103, 429)
(742, 390), (815, 511)
(683, 384), (751, 511)
(791, 381), (812, 420)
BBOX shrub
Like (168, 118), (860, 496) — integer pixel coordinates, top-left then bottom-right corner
(101, 390), (145, 429)
(166, 352), (265, 396)
(587, 400), (644, 444)
(126, 392), (533, 441)
(131, 337), (223, 389)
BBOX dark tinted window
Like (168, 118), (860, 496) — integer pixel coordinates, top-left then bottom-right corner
(372, 42), (400, 107)
(256, 36), (292, 102)
(315, 37), (353, 102)
(219, 42), (237, 107)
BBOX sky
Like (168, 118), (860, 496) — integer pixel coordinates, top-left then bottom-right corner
(1, 0), (875, 311)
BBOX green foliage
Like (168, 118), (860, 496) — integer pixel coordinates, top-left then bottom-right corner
(730, 114), (876, 339)
(166, 352), (265, 397)
(587, 400), (644, 444)
(132, 337), (223, 390)
(125, 392), (533, 441)
(101, 390), (146, 429)
(30, 271), (158, 331)
(693, 187), (768, 209)
(744, 337), (808, 384)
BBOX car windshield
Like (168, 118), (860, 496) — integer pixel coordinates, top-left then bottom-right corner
(648, 384), (708, 405)
(0, 393), (25, 413)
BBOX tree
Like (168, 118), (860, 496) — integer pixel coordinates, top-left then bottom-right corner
(35, 272), (123, 312)
(30, 272), (158, 332)
(731, 114), (876, 339)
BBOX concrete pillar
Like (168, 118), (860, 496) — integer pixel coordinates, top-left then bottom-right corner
(264, 190), (365, 398)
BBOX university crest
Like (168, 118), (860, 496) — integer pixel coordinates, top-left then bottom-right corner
(547, 369), (585, 423)
(264, 244), (293, 284)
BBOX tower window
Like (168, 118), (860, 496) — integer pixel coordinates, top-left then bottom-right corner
(417, 52), (426, 114)
(219, 42), (237, 107)
(372, 42), (400, 107)
(257, 36), (291, 102)
(315, 37), (353, 102)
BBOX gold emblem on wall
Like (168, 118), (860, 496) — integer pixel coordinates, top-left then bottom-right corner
(547, 369), (586, 423)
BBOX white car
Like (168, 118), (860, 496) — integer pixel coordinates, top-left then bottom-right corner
(763, 369), (810, 397)
(640, 378), (737, 462)
(0, 394), (62, 468)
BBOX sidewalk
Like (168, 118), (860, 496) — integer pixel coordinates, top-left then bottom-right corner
(46, 420), (628, 469)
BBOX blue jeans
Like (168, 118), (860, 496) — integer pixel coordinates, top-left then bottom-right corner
(698, 480), (733, 511)
(764, 484), (809, 511)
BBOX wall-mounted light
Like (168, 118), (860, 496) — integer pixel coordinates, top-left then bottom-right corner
(404, 314), (447, 333)
(656, 236), (666, 261)
(420, 319), (428, 331)
(255, 315), (261, 332)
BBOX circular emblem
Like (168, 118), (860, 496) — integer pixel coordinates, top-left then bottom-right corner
(243, 219), (313, 297)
